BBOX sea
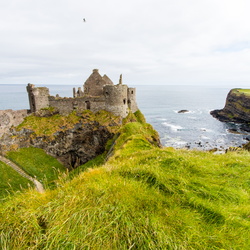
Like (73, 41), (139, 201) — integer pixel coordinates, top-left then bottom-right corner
(0, 84), (249, 150)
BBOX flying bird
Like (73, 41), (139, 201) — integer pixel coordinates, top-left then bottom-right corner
(83, 18), (86, 22)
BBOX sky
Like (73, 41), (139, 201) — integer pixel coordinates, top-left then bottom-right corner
(1, 0), (250, 86)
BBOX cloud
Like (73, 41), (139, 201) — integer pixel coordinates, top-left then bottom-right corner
(1, 0), (250, 86)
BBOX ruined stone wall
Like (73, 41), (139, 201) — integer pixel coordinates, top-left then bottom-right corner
(86, 97), (106, 113)
(27, 84), (49, 112)
(49, 97), (78, 115)
(25, 70), (138, 119)
(0, 109), (29, 136)
(84, 69), (107, 96)
(49, 96), (106, 115)
(127, 88), (138, 113)
(104, 84), (129, 118)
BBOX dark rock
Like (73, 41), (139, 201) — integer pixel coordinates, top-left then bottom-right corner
(178, 110), (189, 113)
(209, 148), (217, 153)
(240, 124), (250, 132)
(210, 89), (250, 126)
(245, 136), (250, 141)
(0, 121), (113, 170)
(227, 129), (244, 135)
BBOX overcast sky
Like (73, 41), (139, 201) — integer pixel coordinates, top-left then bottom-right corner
(1, 0), (250, 86)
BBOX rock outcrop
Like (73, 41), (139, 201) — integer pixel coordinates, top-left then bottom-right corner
(0, 119), (115, 169)
(178, 110), (189, 113)
(210, 89), (250, 127)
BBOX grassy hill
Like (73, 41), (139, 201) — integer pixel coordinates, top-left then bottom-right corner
(0, 161), (33, 201)
(233, 88), (250, 96)
(1, 111), (250, 249)
(0, 148), (65, 201)
(6, 147), (66, 188)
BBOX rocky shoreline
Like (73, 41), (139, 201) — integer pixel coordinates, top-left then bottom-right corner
(210, 88), (250, 131)
(209, 88), (250, 150)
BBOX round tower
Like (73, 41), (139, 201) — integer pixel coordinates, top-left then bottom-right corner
(103, 84), (129, 118)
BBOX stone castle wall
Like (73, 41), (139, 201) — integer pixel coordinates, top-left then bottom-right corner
(49, 96), (106, 115)
(127, 88), (138, 113)
(0, 70), (138, 138)
(84, 69), (113, 97)
(26, 69), (138, 118)
(27, 84), (49, 112)
(0, 109), (29, 135)
(104, 84), (129, 118)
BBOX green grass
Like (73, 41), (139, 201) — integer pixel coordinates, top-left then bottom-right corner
(6, 147), (66, 189)
(0, 161), (33, 201)
(17, 110), (121, 137)
(232, 88), (250, 96)
(1, 112), (250, 249)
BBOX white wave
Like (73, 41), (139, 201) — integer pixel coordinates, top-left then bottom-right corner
(165, 137), (187, 147)
(216, 138), (225, 144)
(162, 122), (183, 132)
(200, 128), (214, 133)
(200, 135), (210, 140)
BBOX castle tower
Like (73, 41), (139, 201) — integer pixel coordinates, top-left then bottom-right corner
(27, 84), (49, 112)
(103, 84), (129, 118)
(127, 88), (138, 113)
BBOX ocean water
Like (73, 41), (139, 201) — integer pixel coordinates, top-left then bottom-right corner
(0, 84), (249, 150)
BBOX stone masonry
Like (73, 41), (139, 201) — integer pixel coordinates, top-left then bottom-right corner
(27, 69), (138, 118)
(0, 109), (28, 135)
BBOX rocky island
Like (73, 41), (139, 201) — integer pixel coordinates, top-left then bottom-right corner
(210, 88), (250, 131)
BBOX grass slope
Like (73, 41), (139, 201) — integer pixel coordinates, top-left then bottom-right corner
(6, 148), (66, 189)
(1, 111), (250, 249)
(232, 88), (250, 96)
(17, 110), (121, 137)
(0, 161), (33, 201)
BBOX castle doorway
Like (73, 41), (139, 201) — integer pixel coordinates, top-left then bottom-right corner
(85, 101), (90, 110)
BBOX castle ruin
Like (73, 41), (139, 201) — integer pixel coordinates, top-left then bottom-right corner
(27, 69), (138, 118)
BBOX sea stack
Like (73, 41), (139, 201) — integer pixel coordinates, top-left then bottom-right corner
(210, 88), (250, 126)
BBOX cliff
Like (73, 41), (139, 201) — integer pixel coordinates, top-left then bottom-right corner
(210, 89), (250, 129)
(0, 110), (122, 169)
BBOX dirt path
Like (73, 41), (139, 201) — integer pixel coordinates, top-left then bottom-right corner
(0, 155), (45, 193)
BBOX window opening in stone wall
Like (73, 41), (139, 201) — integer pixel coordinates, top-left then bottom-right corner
(131, 90), (134, 94)
(85, 101), (90, 110)
(123, 99), (126, 104)
(73, 101), (78, 110)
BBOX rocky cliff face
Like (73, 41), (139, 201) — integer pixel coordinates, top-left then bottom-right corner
(0, 111), (121, 169)
(210, 89), (250, 129)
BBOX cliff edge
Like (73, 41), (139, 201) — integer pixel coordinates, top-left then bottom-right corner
(210, 89), (250, 129)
